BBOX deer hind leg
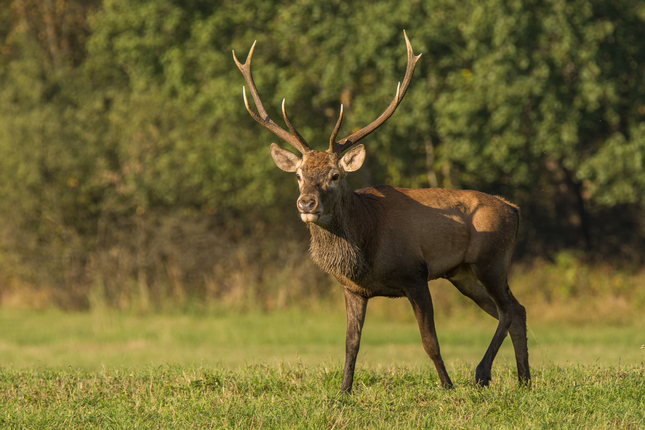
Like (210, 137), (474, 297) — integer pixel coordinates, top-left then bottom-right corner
(448, 264), (498, 319)
(468, 263), (530, 387)
(406, 284), (454, 389)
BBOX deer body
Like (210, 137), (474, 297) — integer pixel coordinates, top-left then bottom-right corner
(307, 184), (515, 293)
(234, 32), (530, 393)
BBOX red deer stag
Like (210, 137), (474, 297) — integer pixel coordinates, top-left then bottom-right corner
(233, 31), (530, 392)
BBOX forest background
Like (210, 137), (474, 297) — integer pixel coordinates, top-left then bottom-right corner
(0, 0), (644, 316)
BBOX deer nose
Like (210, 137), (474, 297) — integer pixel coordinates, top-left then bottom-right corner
(297, 195), (318, 213)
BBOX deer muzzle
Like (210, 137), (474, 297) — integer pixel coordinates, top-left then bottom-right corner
(297, 194), (320, 222)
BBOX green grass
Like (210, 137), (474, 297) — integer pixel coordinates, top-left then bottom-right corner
(1, 363), (644, 428)
(1, 308), (644, 428)
(1, 307), (644, 370)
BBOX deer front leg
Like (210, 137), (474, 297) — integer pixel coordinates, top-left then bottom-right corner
(341, 288), (368, 393)
(406, 284), (454, 389)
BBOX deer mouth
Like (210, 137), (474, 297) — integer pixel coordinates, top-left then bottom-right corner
(300, 212), (321, 223)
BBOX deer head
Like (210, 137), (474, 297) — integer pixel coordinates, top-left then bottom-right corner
(233, 31), (421, 225)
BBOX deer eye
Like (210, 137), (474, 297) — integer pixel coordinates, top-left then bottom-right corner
(331, 173), (340, 181)
(296, 173), (301, 181)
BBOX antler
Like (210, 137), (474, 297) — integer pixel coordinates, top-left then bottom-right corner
(328, 30), (422, 154)
(233, 42), (311, 154)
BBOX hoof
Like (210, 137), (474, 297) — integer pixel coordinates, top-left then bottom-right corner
(476, 378), (491, 387)
(475, 365), (491, 387)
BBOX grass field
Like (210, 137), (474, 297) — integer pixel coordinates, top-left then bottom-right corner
(1, 305), (644, 369)
(1, 362), (644, 428)
(1, 306), (644, 428)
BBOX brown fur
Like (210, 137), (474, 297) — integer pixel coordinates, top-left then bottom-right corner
(280, 148), (530, 393)
(307, 188), (380, 286)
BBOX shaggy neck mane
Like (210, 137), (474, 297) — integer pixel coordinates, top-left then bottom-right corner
(307, 189), (380, 282)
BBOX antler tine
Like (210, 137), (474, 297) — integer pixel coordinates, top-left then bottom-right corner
(233, 42), (311, 154)
(330, 30), (422, 154)
(328, 104), (344, 151)
(281, 99), (310, 150)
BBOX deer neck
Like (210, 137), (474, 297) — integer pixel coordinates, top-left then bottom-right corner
(307, 188), (378, 283)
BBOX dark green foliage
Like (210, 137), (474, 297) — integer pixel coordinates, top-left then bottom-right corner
(1, 0), (644, 309)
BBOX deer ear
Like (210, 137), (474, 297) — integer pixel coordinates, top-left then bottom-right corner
(271, 143), (300, 172)
(339, 144), (366, 173)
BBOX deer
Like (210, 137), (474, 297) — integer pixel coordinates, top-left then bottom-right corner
(233, 31), (530, 393)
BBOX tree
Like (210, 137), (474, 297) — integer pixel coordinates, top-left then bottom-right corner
(1, 0), (644, 309)
(411, 0), (645, 256)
